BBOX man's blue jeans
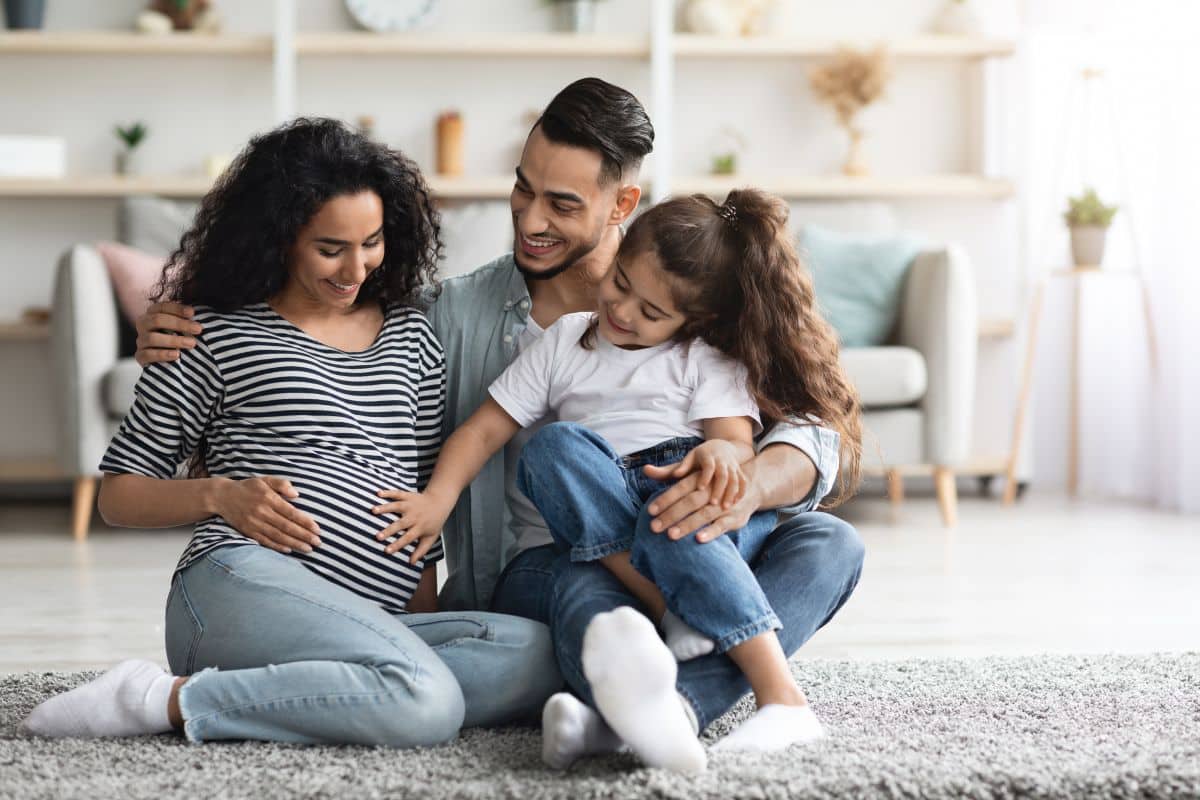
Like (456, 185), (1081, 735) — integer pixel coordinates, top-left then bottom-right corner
(495, 471), (865, 732)
(516, 421), (781, 652)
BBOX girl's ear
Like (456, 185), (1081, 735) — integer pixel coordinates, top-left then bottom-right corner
(609, 183), (642, 225)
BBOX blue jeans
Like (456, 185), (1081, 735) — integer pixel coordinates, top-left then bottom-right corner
(492, 513), (864, 733)
(165, 544), (562, 746)
(516, 422), (782, 652)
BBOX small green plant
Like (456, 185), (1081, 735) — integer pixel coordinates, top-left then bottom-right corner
(114, 122), (148, 151)
(1064, 187), (1118, 228)
(711, 153), (737, 175)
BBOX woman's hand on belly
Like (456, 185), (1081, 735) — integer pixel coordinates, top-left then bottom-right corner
(372, 488), (453, 564)
(214, 476), (322, 553)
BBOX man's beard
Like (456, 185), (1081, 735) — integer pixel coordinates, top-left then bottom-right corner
(514, 240), (592, 282)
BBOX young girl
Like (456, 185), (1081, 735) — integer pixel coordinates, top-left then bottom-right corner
(377, 188), (862, 770)
(22, 117), (559, 746)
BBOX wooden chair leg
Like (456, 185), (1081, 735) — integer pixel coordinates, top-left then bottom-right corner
(933, 467), (958, 527)
(71, 476), (97, 540)
(886, 469), (904, 508)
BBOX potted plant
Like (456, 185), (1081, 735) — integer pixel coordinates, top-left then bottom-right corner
(114, 122), (148, 176)
(545, 0), (607, 34)
(1063, 187), (1118, 267)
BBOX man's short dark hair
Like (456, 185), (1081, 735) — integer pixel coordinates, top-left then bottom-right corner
(535, 77), (655, 185)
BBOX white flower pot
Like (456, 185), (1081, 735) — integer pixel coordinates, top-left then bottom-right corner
(1069, 225), (1108, 268)
(557, 0), (597, 34)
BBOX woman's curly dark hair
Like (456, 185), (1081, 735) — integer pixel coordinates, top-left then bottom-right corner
(153, 117), (442, 310)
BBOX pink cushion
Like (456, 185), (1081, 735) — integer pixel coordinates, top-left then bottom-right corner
(95, 241), (165, 325)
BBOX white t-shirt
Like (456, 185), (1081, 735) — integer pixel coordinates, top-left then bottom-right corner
(503, 318), (555, 553)
(489, 312), (760, 458)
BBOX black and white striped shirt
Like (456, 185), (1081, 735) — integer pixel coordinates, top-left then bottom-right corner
(100, 303), (446, 613)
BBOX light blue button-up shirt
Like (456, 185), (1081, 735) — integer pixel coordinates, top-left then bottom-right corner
(427, 253), (841, 611)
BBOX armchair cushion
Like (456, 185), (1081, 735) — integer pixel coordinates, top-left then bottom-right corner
(841, 347), (927, 408)
(95, 241), (164, 326)
(103, 358), (143, 419)
(800, 224), (922, 347)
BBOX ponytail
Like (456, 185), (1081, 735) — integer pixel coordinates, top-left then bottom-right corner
(618, 189), (862, 506)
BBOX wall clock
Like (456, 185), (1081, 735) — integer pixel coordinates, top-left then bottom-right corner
(345, 0), (436, 32)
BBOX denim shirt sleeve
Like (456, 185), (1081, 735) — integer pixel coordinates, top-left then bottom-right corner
(755, 419), (841, 514)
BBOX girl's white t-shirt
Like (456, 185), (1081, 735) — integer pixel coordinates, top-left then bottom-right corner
(488, 311), (760, 456)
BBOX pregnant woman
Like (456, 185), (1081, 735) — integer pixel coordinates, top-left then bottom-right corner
(22, 118), (559, 746)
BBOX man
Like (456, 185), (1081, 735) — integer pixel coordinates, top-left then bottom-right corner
(135, 78), (864, 770)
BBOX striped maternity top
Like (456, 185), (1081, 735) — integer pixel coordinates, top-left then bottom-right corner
(99, 303), (446, 613)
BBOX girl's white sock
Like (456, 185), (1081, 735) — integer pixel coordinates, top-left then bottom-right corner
(541, 692), (623, 770)
(711, 703), (826, 753)
(22, 659), (175, 738)
(582, 607), (707, 773)
(660, 609), (715, 661)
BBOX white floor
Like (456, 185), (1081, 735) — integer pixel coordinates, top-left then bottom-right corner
(0, 491), (1196, 674)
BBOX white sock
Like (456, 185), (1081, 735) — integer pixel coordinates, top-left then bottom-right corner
(541, 692), (623, 770)
(582, 606), (707, 774)
(21, 659), (175, 738)
(660, 610), (715, 661)
(711, 703), (826, 753)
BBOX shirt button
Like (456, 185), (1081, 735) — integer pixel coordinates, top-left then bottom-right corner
(519, 299), (530, 310)
(504, 334), (513, 343)
(503, 301), (514, 310)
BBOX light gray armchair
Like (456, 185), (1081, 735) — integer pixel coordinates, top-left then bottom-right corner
(838, 245), (977, 526)
(790, 201), (977, 526)
(51, 243), (142, 538)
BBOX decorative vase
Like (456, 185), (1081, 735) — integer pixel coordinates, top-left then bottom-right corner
(683, 0), (741, 35)
(1069, 225), (1108, 268)
(436, 111), (464, 177)
(932, 0), (982, 36)
(3, 0), (46, 29)
(557, 0), (597, 34)
(842, 127), (868, 176)
(114, 149), (137, 177)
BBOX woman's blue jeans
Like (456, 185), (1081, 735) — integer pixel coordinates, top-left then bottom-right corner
(165, 544), (562, 746)
(516, 421), (781, 652)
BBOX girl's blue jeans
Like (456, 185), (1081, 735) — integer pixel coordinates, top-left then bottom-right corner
(164, 544), (561, 746)
(515, 421), (782, 653)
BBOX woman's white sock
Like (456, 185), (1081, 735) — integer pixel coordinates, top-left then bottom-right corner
(21, 659), (175, 738)
(711, 703), (826, 753)
(582, 607), (707, 773)
(660, 610), (715, 661)
(541, 692), (623, 770)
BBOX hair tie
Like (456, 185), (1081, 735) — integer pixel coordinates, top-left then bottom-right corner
(717, 202), (739, 230)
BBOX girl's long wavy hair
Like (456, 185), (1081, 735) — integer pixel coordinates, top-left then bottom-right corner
(153, 116), (442, 312)
(618, 190), (862, 506)
(152, 117), (443, 478)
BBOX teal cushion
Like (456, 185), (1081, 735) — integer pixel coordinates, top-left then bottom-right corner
(800, 224), (922, 347)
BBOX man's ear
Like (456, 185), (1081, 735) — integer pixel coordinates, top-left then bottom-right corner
(609, 183), (642, 225)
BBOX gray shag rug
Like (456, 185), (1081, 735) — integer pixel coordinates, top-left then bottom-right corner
(2, 653), (1198, 799)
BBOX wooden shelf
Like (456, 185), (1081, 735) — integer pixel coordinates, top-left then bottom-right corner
(0, 30), (272, 55)
(426, 174), (515, 199)
(673, 174), (1015, 200)
(0, 320), (49, 341)
(0, 174), (518, 200)
(978, 318), (1015, 339)
(0, 458), (62, 481)
(295, 32), (649, 57)
(674, 34), (1015, 59)
(0, 175), (215, 197)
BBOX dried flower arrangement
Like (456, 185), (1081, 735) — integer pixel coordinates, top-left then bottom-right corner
(808, 46), (891, 176)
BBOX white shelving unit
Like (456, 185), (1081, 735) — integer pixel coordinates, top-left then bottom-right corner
(0, 0), (1017, 204)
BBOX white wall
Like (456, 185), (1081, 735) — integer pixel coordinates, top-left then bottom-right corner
(0, 0), (1026, 489)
